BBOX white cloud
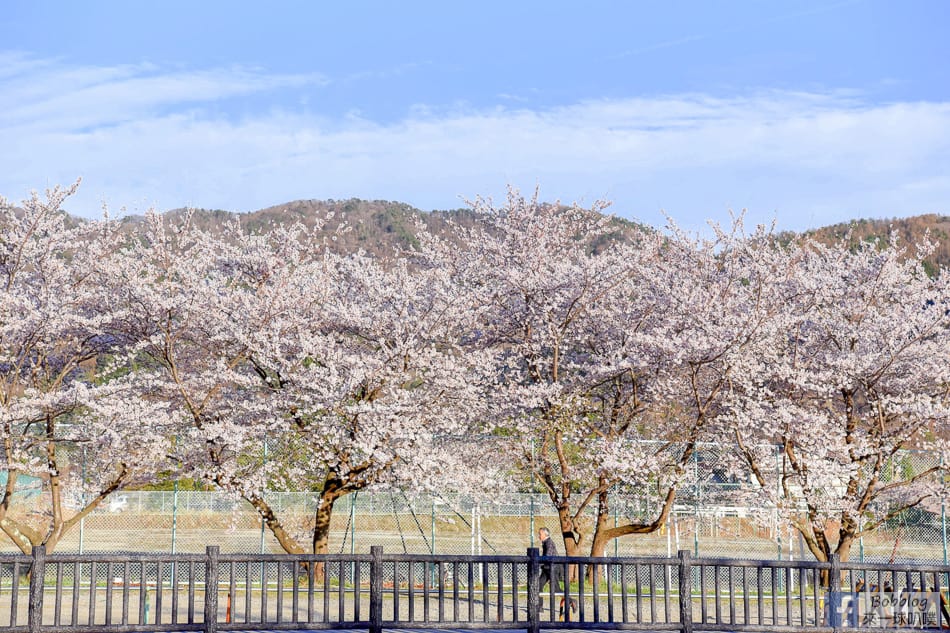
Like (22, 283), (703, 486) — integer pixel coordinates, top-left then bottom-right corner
(0, 55), (325, 133)
(1, 55), (949, 232)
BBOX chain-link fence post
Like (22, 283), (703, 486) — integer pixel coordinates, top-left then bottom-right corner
(530, 495), (535, 547)
(614, 506), (619, 585)
(79, 446), (86, 554)
(350, 492), (357, 556)
(942, 456), (949, 565)
(942, 499), (949, 564)
(260, 441), (268, 555)
(430, 499), (436, 584)
(172, 480), (179, 555)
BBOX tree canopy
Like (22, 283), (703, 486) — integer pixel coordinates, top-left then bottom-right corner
(2, 184), (950, 565)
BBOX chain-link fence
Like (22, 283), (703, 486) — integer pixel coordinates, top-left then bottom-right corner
(4, 489), (947, 565)
(4, 442), (945, 563)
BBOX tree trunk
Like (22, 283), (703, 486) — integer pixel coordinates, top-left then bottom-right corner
(247, 496), (306, 555)
(589, 512), (614, 559)
(587, 499), (614, 587)
(835, 534), (854, 563)
(556, 504), (583, 582)
(589, 486), (676, 557)
(312, 493), (339, 555)
(0, 517), (35, 554)
(310, 487), (347, 582)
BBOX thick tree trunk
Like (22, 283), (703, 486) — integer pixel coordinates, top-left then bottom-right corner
(589, 502), (615, 559)
(310, 486), (347, 582)
(312, 494), (339, 555)
(791, 518), (857, 586)
(836, 536), (854, 563)
(589, 486), (676, 557)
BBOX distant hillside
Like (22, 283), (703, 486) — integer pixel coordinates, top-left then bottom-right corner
(794, 214), (950, 274)
(116, 200), (950, 271)
(120, 198), (645, 259)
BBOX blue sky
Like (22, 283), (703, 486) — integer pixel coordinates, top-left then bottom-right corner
(1, 1), (948, 232)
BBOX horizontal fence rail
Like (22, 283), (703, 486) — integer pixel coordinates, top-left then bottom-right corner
(3, 547), (950, 632)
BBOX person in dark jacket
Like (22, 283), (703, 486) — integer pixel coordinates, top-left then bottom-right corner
(536, 527), (576, 616)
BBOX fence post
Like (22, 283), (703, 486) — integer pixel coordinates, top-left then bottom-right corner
(828, 553), (842, 633)
(370, 546), (383, 633)
(29, 545), (46, 633)
(678, 550), (693, 633)
(204, 545), (219, 633)
(527, 547), (540, 633)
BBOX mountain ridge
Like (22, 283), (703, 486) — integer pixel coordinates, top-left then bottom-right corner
(115, 198), (950, 270)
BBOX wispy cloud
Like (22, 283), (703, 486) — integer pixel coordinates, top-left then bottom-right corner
(0, 54), (326, 133)
(609, 0), (866, 61)
(1, 55), (948, 232)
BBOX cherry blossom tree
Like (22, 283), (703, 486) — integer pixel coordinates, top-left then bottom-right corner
(15, 177), (949, 571)
(428, 188), (737, 559)
(723, 234), (950, 563)
(0, 184), (176, 554)
(578, 217), (792, 558)
(243, 250), (496, 555)
(110, 211), (494, 558)
(107, 211), (320, 554)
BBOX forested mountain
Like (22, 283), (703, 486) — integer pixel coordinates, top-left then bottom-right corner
(790, 213), (950, 274)
(120, 200), (950, 270)
(119, 197), (646, 258)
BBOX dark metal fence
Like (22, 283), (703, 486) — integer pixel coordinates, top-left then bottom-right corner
(3, 546), (950, 632)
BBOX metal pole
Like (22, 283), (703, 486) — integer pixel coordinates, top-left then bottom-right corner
(350, 493), (357, 584)
(476, 502), (482, 557)
(943, 457), (948, 565)
(530, 496), (535, 547)
(943, 499), (948, 565)
(859, 515), (865, 563)
(614, 506), (620, 585)
(614, 505), (619, 558)
(171, 480), (179, 554)
(79, 446), (86, 554)
(170, 480), (179, 591)
(171, 435), (179, 555)
(350, 492), (357, 556)
(694, 448), (700, 556)
(260, 441), (268, 555)
(788, 526), (795, 593)
(667, 515), (673, 590)
(530, 438), (536, 492)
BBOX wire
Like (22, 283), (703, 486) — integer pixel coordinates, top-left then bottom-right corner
(392, 492), (409, 554)
(403, 491), (432, 553)
(433, 492), (498, 553)
(338, 492), (355, 555)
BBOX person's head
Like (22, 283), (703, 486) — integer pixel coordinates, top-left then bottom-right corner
(538, 527), (550, 540)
